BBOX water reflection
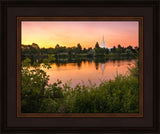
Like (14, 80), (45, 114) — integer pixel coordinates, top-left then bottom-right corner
(39, 59), (135, 88)
(100, 63), (106, 74)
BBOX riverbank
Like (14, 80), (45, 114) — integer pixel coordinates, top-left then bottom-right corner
(21, 53), (136, 64)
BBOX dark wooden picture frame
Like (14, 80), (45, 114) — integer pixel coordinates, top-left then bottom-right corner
(0, 0), (159, 133)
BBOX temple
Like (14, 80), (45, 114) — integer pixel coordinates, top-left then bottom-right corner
(100, 36), (107, 48)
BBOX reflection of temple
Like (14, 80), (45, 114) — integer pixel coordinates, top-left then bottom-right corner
(100, 63), (106, 74)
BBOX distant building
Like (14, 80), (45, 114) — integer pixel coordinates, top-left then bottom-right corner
(100, 36), (107, 48)
(100, 36), (113, 50)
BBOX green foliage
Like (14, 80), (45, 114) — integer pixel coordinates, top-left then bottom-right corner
(128, 51), (139, 77)
(21, 64), (49, 112)
(77, 43), (82, 53)
(21, 57), (54, 112)
(128, 60), (138, 78)
(61, 75), (139, 113)
(95, 48), (106, 55)
(22, 57), (31, 67)
(48, 54), (56, 62)
(42, 54), (56, 69)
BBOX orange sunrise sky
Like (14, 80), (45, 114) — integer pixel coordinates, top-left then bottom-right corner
(21, 21), (139, 48)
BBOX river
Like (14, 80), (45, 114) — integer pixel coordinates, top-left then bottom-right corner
(37, 59), (136, 88)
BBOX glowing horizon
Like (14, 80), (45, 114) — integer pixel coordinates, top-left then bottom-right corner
(21, 21), (139, 49)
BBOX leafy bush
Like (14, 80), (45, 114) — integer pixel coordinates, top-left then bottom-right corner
(61, 75), (139, 113)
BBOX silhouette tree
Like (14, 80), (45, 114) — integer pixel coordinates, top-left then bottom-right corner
(76, 43), (82, 53)
(111, 46), (116, 53)
(95, 42), (100, 48)
(105, 48), (109, 54)
(55, 44), (60, 49)
(127, 46), (133, 51)
(77, 43), (82, 51)
(118, 44), (122, 49)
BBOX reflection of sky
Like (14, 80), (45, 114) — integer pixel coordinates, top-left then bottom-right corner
(37, 60), (136, 88)
(22, 21), (139, 48)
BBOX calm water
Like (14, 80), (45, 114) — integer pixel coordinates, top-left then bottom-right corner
(39, 59), (135, 88)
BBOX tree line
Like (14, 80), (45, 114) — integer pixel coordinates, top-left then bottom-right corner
(21, 42), (139, 56)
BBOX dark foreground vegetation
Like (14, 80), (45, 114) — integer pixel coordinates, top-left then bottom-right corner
(21, 55), (139, 113)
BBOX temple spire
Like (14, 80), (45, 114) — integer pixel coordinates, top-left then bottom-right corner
(100, 35), (107, 48)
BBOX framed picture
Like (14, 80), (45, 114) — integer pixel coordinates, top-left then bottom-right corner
(17, 17), (143, 118)
(1, 0), (159, 133)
